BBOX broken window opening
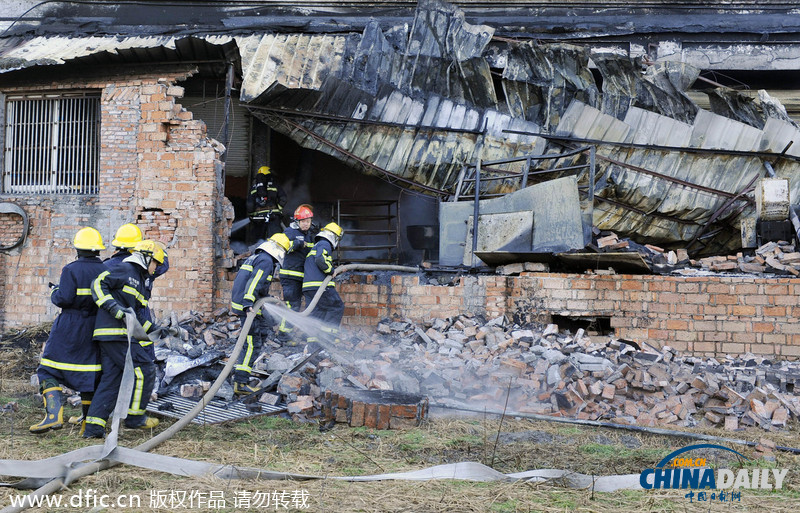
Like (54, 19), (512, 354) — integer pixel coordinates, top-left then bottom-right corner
(2, 91), (100, 195)
(551, 315), (612, 337)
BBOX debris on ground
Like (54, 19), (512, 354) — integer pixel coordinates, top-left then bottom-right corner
(12, 300), (800, 433)
(40, 304), (792, 433)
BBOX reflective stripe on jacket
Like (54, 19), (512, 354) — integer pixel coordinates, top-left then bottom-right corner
(302, 239), (336, 290)
(230, 251), (277, 313)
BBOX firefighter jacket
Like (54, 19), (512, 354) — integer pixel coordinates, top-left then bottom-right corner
(230, 251), (279, 314)
(105, 250), (168, 325)
(248, 175), (287, 216)
(38, 255), (107, 389)
(91, 253), (159, 344)
(279, 222), (317, 282)
(302, 238), (336, 291)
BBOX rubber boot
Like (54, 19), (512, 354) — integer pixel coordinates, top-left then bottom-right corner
(78, 398), (91, 437)
(125, 416), (159, 429)
(29, 387), (64, 434)
(82, 421), (105, 439)
(234, 381), (261, 395)
(69, 394), (92, 426)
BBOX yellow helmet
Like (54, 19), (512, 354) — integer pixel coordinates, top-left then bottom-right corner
(73, 227), (105, 251)
(112, 223), (142, 249)
(257, 233), (291, 266)
(318, 222), (344, 248)
(257, 166), (271, 175)
(133, 239), (165, 264)
(323, 222), (343, 237)
(270, 232), (292, 252)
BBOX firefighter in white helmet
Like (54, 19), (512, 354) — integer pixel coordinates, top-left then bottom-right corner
(229, 232), (292, 393)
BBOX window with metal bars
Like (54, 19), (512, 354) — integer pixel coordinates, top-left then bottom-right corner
(2, 92), (100, 195)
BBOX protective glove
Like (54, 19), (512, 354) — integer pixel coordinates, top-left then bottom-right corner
(115, 306), (135, 320)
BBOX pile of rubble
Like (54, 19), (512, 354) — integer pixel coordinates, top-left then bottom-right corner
(585, 231), (800, 276)
(144, 307), (800, 433)
(337, 316), (800, 432)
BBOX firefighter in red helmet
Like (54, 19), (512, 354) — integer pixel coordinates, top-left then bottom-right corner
(276, 204), (318, 345)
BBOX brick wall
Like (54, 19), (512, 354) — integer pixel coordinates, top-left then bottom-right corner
(0, 67), (235, 329)
(339, 272), (800, 360)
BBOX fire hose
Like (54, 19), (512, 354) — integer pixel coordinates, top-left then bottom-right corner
(0, 263), (418, 512)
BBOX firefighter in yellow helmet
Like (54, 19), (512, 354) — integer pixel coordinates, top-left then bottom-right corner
(247, 165), (288, 242)
(302, 222), (345, 343)
(105, 223), (142, 268)
(30, 227), (108, 434)
(83, 240), (167, 438)
(229, 233), (292, 393)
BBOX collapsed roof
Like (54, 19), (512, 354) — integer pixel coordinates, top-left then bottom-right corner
(2, 0), (800, 254)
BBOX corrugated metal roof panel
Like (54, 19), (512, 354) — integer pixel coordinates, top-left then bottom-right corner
(0, 35), (234, 73)
(552, 100), (799, 250)
(237, 33), (354, 102)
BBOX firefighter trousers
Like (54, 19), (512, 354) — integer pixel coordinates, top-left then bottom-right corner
(84, 340), (155, 430)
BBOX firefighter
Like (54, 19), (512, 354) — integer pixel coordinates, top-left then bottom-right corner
(230, 233), (292, 393)
(69, 225), (169, 428)
(302, 222), (345, 343)
(276, 204), (318, 345)
(247, 166), (287, 242)
(105, 224), (169, 283)
(104, 223), (142, 269)
(29, 227), (107, 434)
(82, 240), (167, 438)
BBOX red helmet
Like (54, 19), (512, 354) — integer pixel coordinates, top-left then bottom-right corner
(294, 204), (314, 220)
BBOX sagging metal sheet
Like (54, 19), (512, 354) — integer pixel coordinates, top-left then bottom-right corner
(441, 176), (585, 266)
(551, 100), (800, 253)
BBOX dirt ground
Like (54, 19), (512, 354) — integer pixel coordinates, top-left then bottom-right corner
(2, 326), (800, 512)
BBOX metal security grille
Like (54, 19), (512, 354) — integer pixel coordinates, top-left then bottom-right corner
(3, 92), (100, 194)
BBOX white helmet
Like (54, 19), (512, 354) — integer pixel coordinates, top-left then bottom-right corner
(257, 233), (291, 266)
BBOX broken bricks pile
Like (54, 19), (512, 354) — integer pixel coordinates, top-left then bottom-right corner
(331, 315), (800, 432)
(592, 231), (800, 276)
(144, 307), (800, 432)
(150, 309), (427, 428)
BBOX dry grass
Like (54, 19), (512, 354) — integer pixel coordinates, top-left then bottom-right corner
(2, 343), (800, 512)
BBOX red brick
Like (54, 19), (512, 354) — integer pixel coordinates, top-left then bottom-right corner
(363, 403), (378, 429)
(377, 404), (391, 430)
(350, 401), (365, 427)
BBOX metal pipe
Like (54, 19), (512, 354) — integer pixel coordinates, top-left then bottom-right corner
(221, 62), (234, 164)
(504, 129), (800, 164)
(472, 158), (481, 268)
